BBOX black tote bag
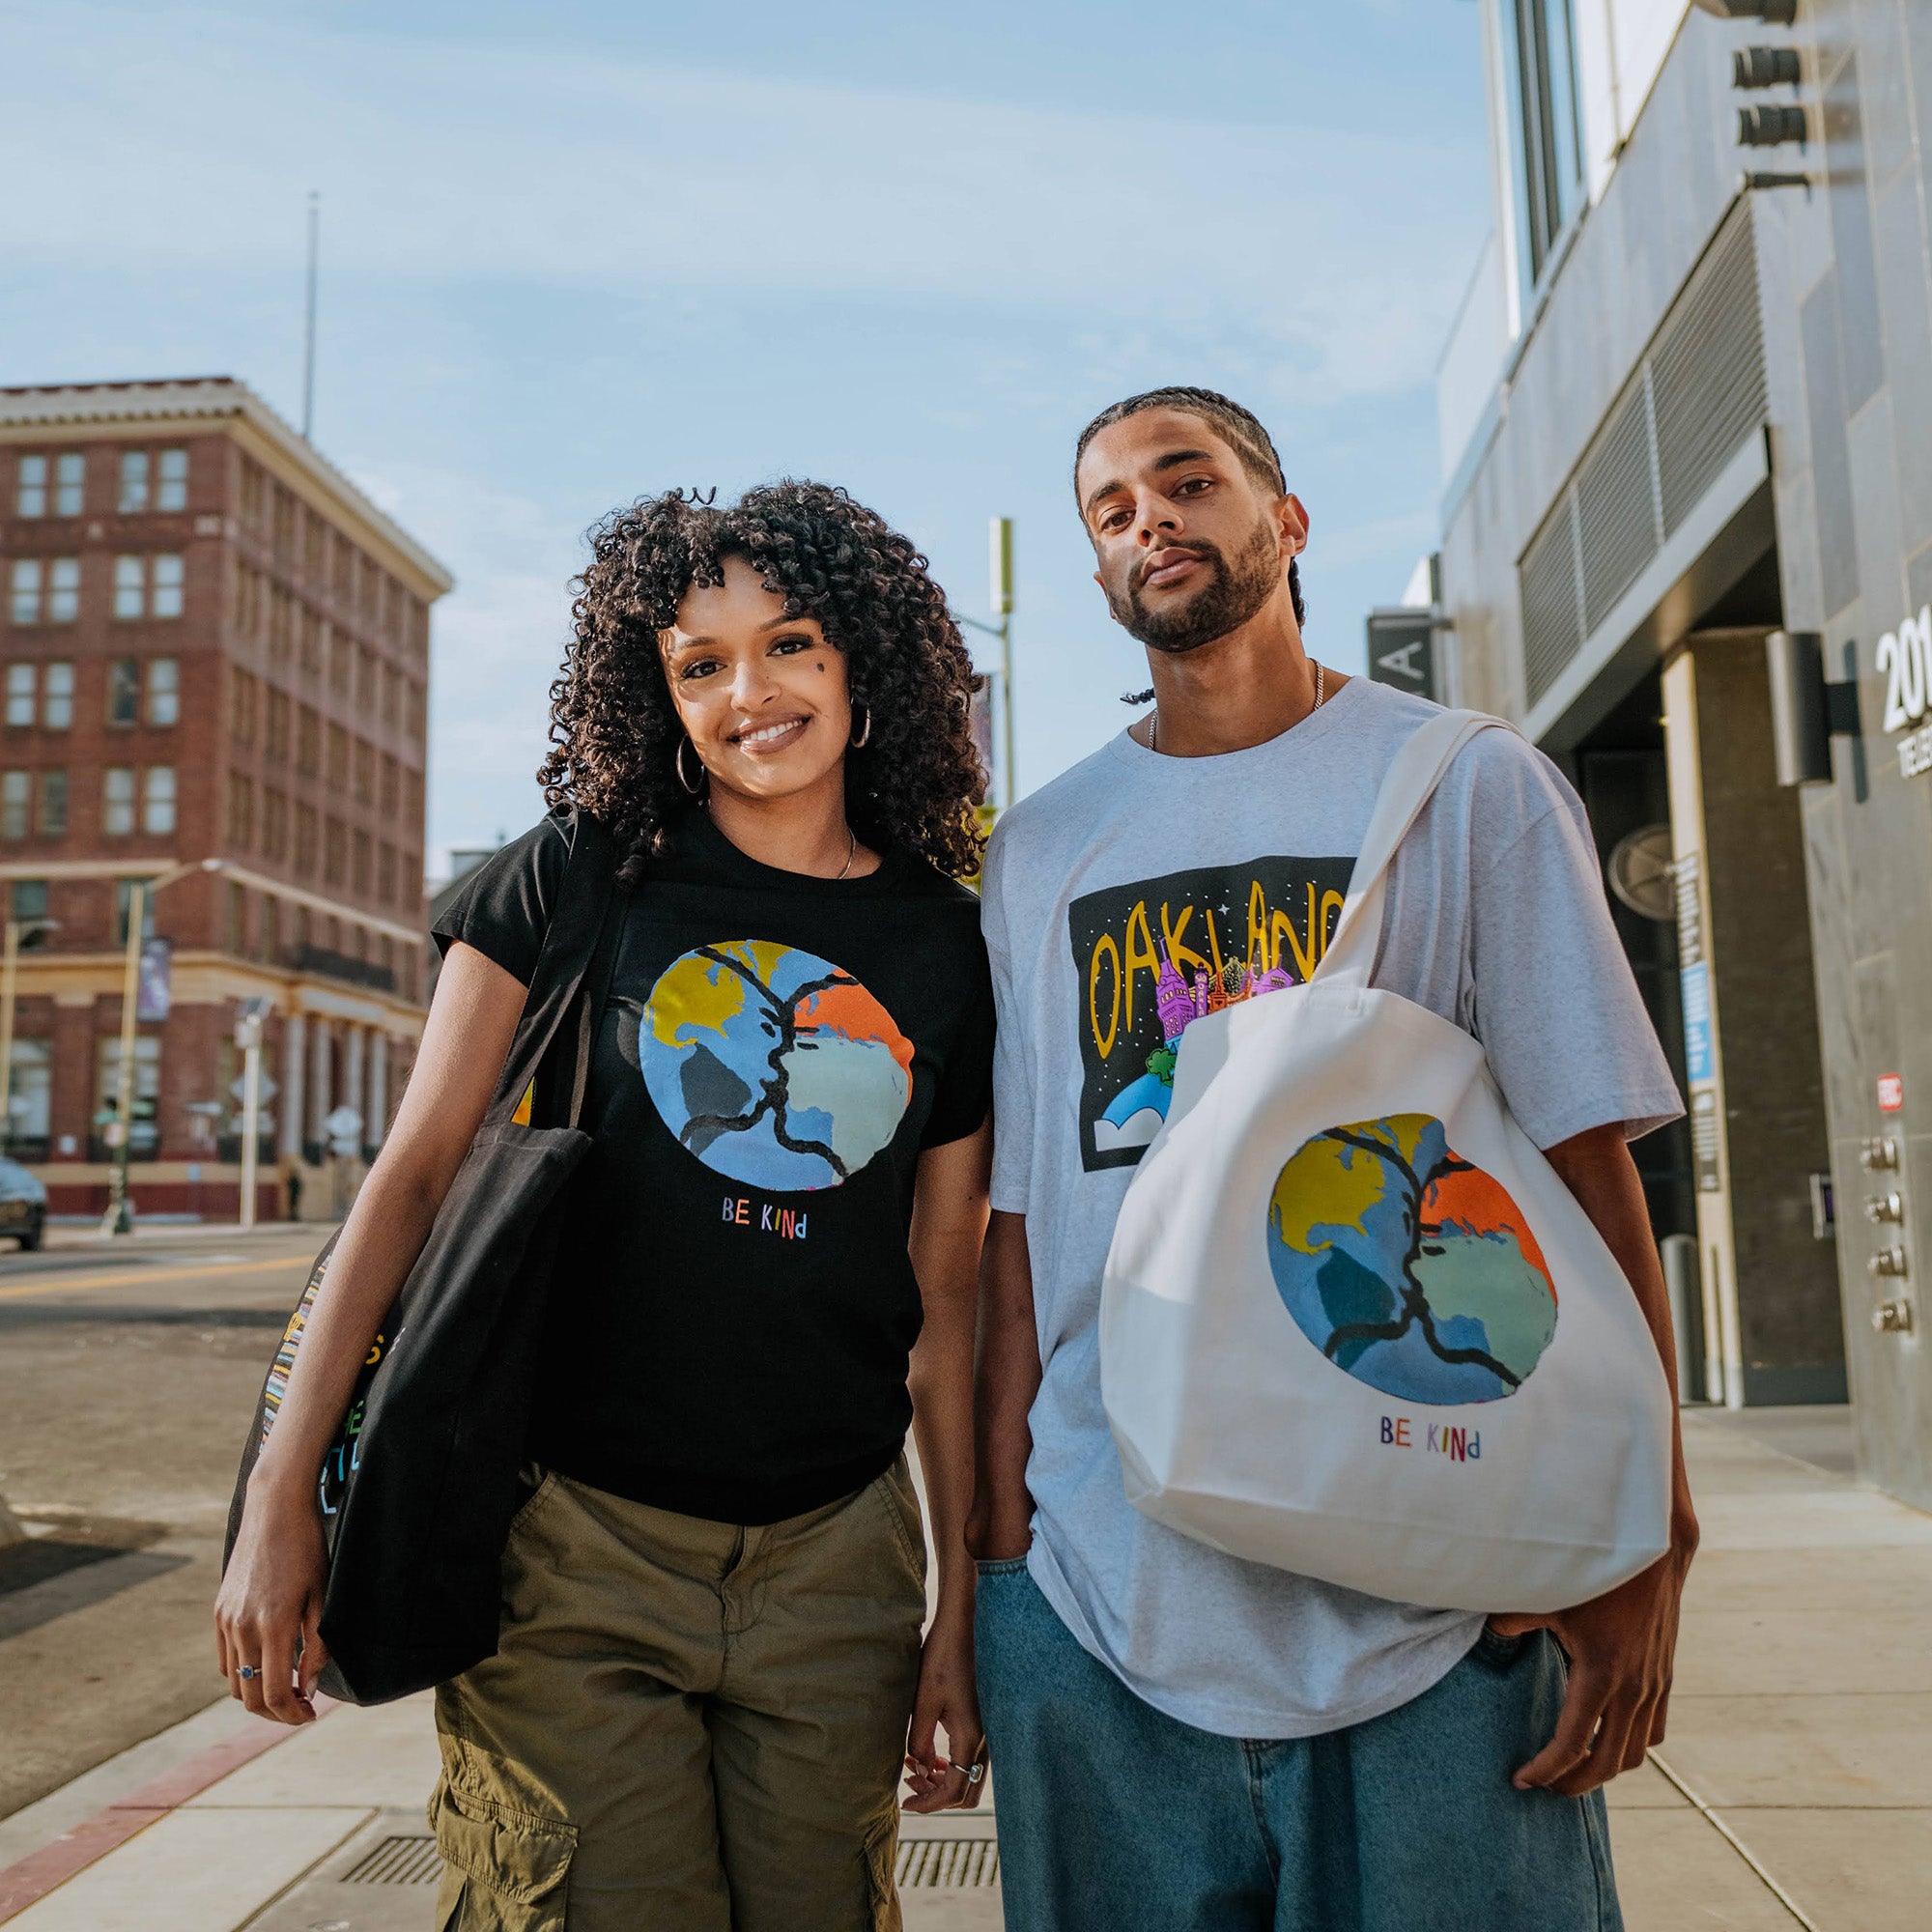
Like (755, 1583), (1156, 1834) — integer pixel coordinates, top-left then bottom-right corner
(225, 810), (625, 1705)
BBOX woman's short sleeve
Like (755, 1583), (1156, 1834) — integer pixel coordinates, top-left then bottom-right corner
(920, 936), (996, 1149)
(430, 812), (573, 988)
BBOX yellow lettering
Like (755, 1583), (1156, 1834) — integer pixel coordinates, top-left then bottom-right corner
(1159, 902), (1208, 980)
(1089, 932), (1122, 1060)
(1122, 902), (1158, 1036)
(1247, 880), (1270, 973)
(1277, 887), (1321, 982)
(1203, 908), (1225, 981)
(1318, 889), (1346, 959)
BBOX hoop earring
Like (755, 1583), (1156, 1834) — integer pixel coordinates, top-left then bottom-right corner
(675, 736), (707, 796)
(850, 703), (871, 750)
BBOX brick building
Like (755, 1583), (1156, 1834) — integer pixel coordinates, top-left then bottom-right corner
(0, 378), (450, 1219)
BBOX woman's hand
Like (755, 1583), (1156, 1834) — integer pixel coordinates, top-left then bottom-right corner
(213, 1471), (330, 1725)
(902, 1600), (986, 1813)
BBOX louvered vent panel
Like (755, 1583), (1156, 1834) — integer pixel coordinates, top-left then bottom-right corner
(1520, 496), (1584, 707)
(1575, 376), (1662, 632)
(1651, 204), (1767, 534)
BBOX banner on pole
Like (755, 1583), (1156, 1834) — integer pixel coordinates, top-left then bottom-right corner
(136, 939), (172, 1022)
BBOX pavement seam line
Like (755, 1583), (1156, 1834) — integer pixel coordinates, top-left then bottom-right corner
(1645, 1750), (1819, 1931)
(0, 1702), (338, 1924)
(0, 1255), (313, 1302)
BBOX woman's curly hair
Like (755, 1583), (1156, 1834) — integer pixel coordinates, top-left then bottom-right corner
(539, 481), (986, 884)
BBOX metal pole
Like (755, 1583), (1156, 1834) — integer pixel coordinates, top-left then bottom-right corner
(102, 882), (145, 1236)
(240, 1033), (261, 1233)
(301, 191), (320, 441)
(990, 517), (1015, 808)
(0, 921), (16, 1156)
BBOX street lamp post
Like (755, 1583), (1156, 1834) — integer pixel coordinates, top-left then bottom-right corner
(100, 859), (224, 1236)
(0, 914), (58, 1155)
(953, 515), (1017, 809)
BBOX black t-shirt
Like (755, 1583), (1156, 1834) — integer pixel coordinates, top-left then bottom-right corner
(432, 806), (994, 1523)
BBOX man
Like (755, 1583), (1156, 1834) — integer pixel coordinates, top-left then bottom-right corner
(971, 386), (1697, 1930)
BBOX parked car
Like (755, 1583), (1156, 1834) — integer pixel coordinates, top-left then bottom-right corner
(0, 1158), (46, 1251)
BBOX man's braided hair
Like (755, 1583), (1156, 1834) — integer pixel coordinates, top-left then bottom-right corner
(1073, 385), (1305, 626)
(539, 481), (985, 886)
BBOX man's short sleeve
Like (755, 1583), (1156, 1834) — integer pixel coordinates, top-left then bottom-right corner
(431, 811), (572, 988)
(1465, 758), (1685, 1151)
(981, 827), (1035, 1215)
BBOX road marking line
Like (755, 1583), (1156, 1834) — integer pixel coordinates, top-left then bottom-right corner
(0, 1255), (313, 1303)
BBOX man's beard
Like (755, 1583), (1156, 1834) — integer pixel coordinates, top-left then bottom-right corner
(1108, 518), (1282, 655)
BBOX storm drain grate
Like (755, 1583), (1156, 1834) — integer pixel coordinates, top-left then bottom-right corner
(897, 1837), (1000, 1889)
(339, 1831), (1001, 1891)
(343, 1835), (443, 1885)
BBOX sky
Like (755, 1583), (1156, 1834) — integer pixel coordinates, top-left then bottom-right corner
(1, 1), (1493, 874)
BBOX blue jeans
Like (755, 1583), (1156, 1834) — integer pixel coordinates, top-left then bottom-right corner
(976, 1559), (1621, 1932)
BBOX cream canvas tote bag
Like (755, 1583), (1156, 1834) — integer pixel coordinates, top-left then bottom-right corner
(1098, 709), (1674, 1613)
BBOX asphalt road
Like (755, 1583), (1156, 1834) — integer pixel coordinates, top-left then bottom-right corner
(0, 1225), (324, 1822)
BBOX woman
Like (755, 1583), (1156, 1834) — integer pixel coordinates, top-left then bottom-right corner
(217, 481), (995, 1930)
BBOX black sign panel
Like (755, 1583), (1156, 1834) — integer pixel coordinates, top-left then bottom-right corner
(1366, 611), (1437, 701)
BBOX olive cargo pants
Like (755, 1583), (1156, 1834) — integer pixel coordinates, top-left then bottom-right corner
(430, 1458), (928, 1930)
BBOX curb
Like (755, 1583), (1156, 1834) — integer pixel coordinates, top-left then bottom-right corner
(0, 1699), (337, 1925)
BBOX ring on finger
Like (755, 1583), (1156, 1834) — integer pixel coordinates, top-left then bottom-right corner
(238, 1664), (258, 1681)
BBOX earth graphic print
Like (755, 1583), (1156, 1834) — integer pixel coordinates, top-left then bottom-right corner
(1265, 1113), (1557, 1404)
(639, 941), (913, 1191)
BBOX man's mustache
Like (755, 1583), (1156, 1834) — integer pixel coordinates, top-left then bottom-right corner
(1132, 543), (1217, 591)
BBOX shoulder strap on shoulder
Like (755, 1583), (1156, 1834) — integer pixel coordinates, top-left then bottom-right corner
(483, 811), (617, 1124)
(1312, 710), (1514, 991)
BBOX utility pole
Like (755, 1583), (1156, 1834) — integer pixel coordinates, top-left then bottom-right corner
(301, 191), (320, 441)
(235, 998), (271, 1231)
(100, 860), (222, 1236)
(0, 912), (58, 1153)
(952, 516), (1018, 810)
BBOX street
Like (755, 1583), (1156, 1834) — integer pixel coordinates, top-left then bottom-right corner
(0, 1225), (318, 1822)
(3, 1236), (1931, 1928)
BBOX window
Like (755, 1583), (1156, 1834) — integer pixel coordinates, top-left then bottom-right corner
(230, 668), (257, 743)
(227, 772), (254, 847)
(297, 704), (320, 775)
(147, 658), (180, 725)
(6, 1038), (51, 1157)
(303, 509), (324, 582)
(151, 554), (184, 619)
(296, 803), (318, 875)
(114, 878), (157, 945)
(107, 659), (139, 725)
(1504, 0), (1584, 291)
(382, 664), (400, 727)
(354, 737), (374, 804)
(405, 769), (423, 825)
(12, 879), (47, 922)
(46, 558), (78, 622)
(6, 666), (33, 726)
(156, 447), (188, 512)
(95, 1035), (160, 1160)
(272, 485), (294, 559)
(356, 645), (376, 712)
(1, 772), (28, 838)
(119, 450), (150, 513)
(328, 628), (352, 696)
(102, 766), (135, 836)
(406, 681), (425, 742)
(240, 458), (264, 528)
(353, 828), (372, 895)
(37, 770), (66, 837)
(15, 455), (46, 518)
(327, 723), (349, 789)
(301, 609), (325, 676)
(266, 690), (290, 759)
(332, 536), (353, 604)
(53, 453), (82, 517)
(380, 753), (399, 817)
(325, 816), (347, 886)
(143, 766), (176, 836)
(42, 663), (72, 729)
(226, 881), (245, 953)
(378, 840), (396, 903)
(262, 787), (287, 860)
(269, 585), (291, 662)
(10, 560), (42, 625)
(113, 554), (145, 619)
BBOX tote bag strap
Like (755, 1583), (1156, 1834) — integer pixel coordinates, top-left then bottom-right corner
(480, 810), (620, 1129)
(1313, 709), (1514, 992)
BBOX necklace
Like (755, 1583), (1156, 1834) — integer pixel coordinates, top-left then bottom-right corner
(1148, 659), (1323, 753)
(834, 825), (857, 880)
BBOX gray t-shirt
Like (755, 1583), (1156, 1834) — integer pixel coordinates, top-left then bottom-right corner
(981, 676), (1682, 1739)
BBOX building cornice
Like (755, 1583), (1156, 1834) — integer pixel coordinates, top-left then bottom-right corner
(0, 379), (452, 601)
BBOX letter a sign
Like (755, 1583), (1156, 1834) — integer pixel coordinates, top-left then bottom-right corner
(1366, 611), (1437, 702)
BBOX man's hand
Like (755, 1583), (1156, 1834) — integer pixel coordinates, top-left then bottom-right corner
(1492, 1503), (1697, 1794)
(1509, 1123), (1701, 1795)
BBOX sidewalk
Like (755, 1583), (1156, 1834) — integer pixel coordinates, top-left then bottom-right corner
(1, 1408), (1925, 1929)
